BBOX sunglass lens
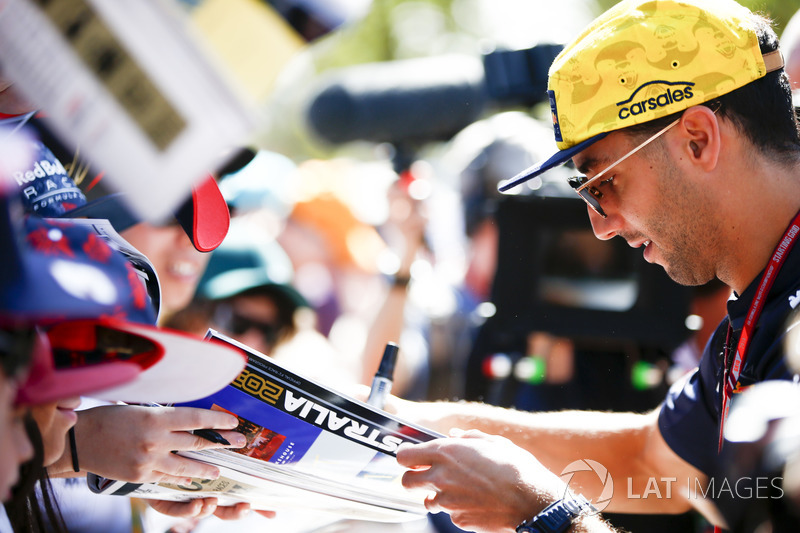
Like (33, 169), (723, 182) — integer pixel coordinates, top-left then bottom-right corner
(230, 314), (279, 345)
(578, 189), (606, 217)
(568, 177), (606, 217)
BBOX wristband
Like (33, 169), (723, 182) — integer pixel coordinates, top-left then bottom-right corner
(68, 426), (80, 472)
(390, 274), (411, 289)
(516, 494), (597, 533)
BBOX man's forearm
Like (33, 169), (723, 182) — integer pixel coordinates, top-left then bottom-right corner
(400, 399), (696, 515)
(404, 400), (655, 471)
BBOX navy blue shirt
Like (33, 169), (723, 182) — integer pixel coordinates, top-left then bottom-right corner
(658, 227), (800, 477)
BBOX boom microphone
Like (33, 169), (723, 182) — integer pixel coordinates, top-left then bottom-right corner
(305, 45), (563, 147)
(306, 54), (488, 145)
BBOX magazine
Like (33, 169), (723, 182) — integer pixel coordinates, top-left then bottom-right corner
(88, 330), (443, 523)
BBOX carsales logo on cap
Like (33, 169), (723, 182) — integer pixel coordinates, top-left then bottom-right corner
(616, 81), (696, 121)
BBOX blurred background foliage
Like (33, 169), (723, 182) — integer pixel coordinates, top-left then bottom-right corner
(595, 0), (800, 33)
(188, 0), (800, 162)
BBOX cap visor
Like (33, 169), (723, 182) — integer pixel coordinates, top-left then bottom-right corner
(497, 132), (607, 192)
(89, 321), (247, 404)
(15, 328), (145, 405)
(64, 177), (230, 253)
(60, 194), (139, 232)
(175, 176), (230, 253)
(16, 362), (142, 405)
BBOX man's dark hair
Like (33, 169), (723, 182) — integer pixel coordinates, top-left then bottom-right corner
(629, 12), (800, 164)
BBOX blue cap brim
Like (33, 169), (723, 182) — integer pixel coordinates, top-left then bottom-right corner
(497, 131), (608, 192)
(62, 193), (139, 232)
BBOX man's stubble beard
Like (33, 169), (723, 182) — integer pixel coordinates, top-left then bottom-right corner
(644, 155), (722, 287)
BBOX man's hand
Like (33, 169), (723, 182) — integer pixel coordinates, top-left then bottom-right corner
(397, 429), (566, 533)
(53, 405), (246, 484)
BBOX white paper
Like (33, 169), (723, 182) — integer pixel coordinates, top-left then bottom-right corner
(0, 0), (256, 221)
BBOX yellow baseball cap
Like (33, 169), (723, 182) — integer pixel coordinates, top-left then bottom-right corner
(499, 0), (784, 192)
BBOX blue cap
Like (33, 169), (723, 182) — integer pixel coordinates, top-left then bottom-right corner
(0, 192), (157, 326)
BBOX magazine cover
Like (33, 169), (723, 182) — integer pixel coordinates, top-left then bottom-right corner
(89, 330), (443, 523)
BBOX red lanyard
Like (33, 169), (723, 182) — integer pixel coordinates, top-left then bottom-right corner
(717, 210), (800, 453)
(711, 212), (800, 532)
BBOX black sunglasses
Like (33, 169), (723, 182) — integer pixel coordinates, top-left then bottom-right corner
(568, 175), (608, 218)
(214, 304), (282, 348)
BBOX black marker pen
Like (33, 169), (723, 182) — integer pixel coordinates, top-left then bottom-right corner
(193, 428), (231, 446)
(144, 402), (231, 446)
(367, 342), (399, 409)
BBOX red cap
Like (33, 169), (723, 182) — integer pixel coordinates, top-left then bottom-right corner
(14, 327), (145, 405)
(177, 175), (231, 253)
(15, 317), (247, 405)
(54, 174), (230, 253)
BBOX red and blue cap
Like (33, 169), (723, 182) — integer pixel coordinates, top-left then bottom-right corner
(13, 316), (248, 405)
(1, 174), (246, 405)
(14, 138), (229, 252)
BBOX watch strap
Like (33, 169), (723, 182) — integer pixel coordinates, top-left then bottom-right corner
(516, 494), (597, 533)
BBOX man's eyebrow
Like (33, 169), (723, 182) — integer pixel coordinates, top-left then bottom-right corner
(575, 153), (614, 176)
(575, 156), (598, 176)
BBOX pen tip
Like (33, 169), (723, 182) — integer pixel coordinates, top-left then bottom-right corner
(378, 343), (399, 376)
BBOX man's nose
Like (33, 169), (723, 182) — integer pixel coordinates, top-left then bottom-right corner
(587, 205), (618, 241)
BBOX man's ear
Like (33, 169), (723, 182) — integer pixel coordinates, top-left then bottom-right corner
(677, 105), (721, 171)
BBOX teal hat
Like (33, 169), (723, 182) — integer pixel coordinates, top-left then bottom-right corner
(197, 228), (307, 309)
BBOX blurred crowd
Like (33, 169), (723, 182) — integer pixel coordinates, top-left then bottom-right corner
(3, 0), (800, 533)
